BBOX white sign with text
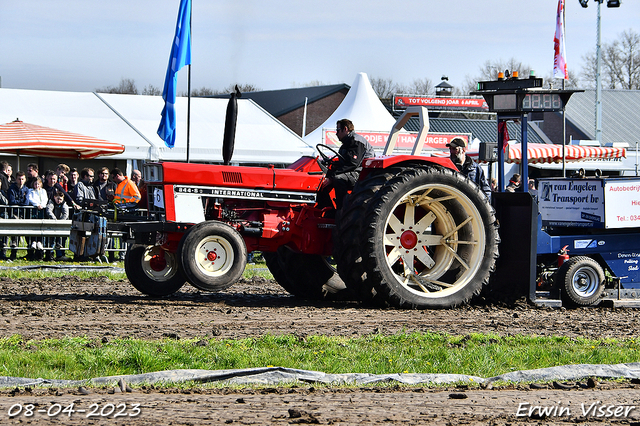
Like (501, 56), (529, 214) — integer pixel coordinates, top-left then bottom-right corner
(538, 179), (605, 228)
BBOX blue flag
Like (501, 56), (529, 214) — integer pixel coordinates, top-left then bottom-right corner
(158, 0), (192, 148)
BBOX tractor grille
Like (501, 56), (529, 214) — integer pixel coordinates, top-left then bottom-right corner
(146, 184), (165, 218)
(222, 171), (243, 184)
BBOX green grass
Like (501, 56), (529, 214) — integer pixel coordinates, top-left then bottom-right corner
(0, 257), (273, 281)
(0, 256), (126, 280)
(0, 332), (638, 382)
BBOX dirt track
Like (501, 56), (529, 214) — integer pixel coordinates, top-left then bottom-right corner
(1, 275), (640, 424)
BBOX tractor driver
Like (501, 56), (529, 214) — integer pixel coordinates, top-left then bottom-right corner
(317, 119), (375, 210)
(447, 137), (491, 200)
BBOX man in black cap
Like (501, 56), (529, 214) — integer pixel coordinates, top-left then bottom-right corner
(317, 119), (375, 210)
(447, 136), (491, 199)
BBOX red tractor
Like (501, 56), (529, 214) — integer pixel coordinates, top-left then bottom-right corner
(71, 108), (499, 309)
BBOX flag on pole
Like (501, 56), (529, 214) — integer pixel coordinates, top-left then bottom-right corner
(158, 0), (192, 148)
(498, 121), (510, 153)
(553, 0), (568, 80)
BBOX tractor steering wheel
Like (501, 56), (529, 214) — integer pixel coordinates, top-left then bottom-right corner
(315, 144), (344, 174)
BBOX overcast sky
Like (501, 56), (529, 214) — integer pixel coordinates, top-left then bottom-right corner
(1, 0), (638, 94)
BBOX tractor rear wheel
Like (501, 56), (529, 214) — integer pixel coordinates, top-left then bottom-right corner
(333, 168), (399, 303)
(125, 244), (186, 296)
(263, 247), (346, 300)
(557, 256), (605, 306)
(178, 221), (247, 292)
(336, 165), (499, 309)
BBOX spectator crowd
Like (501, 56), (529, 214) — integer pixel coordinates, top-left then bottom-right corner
(0, 161), (143, 261)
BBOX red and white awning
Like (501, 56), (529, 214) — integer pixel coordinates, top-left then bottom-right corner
(469, 142), (626, 164)
(0, 120), (125, 159)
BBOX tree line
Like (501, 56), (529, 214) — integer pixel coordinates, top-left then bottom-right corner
(97, 29), (639, 98)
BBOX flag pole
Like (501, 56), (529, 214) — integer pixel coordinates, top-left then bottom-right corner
(186, 4), (192, 163)
(157, 0), (192, 153)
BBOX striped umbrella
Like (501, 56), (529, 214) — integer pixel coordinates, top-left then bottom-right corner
(505, 143), (626, 164)
(0, 119), (125, 169)
(468, 142), (626, 164)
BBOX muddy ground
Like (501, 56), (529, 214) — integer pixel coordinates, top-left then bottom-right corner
(1, 275), (640, 424)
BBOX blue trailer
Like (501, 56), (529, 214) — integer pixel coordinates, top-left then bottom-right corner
(472, 73), (640, 308)
(532, 177), (640, 307)
(487, 185), (640, 308)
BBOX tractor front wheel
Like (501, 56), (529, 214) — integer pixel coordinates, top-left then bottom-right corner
(124, 244), (186, 296)
(179, 221), (247, 292)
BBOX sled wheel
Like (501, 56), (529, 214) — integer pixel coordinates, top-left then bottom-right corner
(179, 221), (247, 292)
(358, 165), (498, 309)
(264, 246), (346, 300)
(558, 256), (605, 306)
(124, 244), (185, 296)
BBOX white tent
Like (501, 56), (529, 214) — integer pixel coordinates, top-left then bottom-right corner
(303, 72), (397, 146)
(0, 88), (153, 160)
(0, 88), (315, 165)
(98, 93), (314, 164)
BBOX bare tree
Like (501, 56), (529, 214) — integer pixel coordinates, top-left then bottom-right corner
(459, 75), (480, 96)
(179, 84), (260, 97)
(459, 58), (533, 95)
(544, 69), (581, 89)
(476, 58), (533, 81)
(370, 76), (435, 98)
(141, 84), (162, 96)
(301, 80), (325, 87)
(190, 87), (216, 97)
(217, 83), (260, 94)
(581, 29), (640, 90)
(406, 78), (434, 96)
(369, 76), (397, 99)
(96, 78), (138, 94)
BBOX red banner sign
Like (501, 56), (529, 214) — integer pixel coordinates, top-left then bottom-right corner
(323, 130), (469, 150)
(394, 96), (488, 110)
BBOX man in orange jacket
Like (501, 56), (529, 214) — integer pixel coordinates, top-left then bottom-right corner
(110, 168), (141, 209)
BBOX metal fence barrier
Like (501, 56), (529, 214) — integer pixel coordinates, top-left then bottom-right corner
(0, 205), (126, 260)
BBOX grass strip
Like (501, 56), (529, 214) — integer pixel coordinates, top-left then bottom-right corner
(0, 332), (638, 381)
(0, 260), (272, 281)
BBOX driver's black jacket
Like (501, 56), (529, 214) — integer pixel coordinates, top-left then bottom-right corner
(328, 131), (375, 177)
(456, 155), (492, 200)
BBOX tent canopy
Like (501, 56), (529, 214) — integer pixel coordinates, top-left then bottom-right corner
(98, 93), (314, 164)
(469, 142), (626, 164)
(0, 88), (153, 160)
(303, 72), (397, 145)
(0, 88), (315, 164)
(0, 120), (124, 159)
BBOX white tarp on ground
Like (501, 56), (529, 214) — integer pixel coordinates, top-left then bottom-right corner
(303, 72), (397, 146)
(0, 88), (315, 164)
(0, 88), (153, 160)
(1, 363), (639, 388)
(98, 93), (314, 164)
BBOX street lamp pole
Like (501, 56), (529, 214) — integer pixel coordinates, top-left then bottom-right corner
(582, 0), (620, 143)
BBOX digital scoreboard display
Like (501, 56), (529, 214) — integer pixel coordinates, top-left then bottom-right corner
(521, 93), (563, 111)
(491, 93), (564, 112)
(493, 94), (516, 111)
(471, 77), (580, 114)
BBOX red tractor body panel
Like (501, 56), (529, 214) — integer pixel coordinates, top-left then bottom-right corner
(144, 154), (457, 257)
(147, 156), (333, 256)
(160, 157), (324, 194)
